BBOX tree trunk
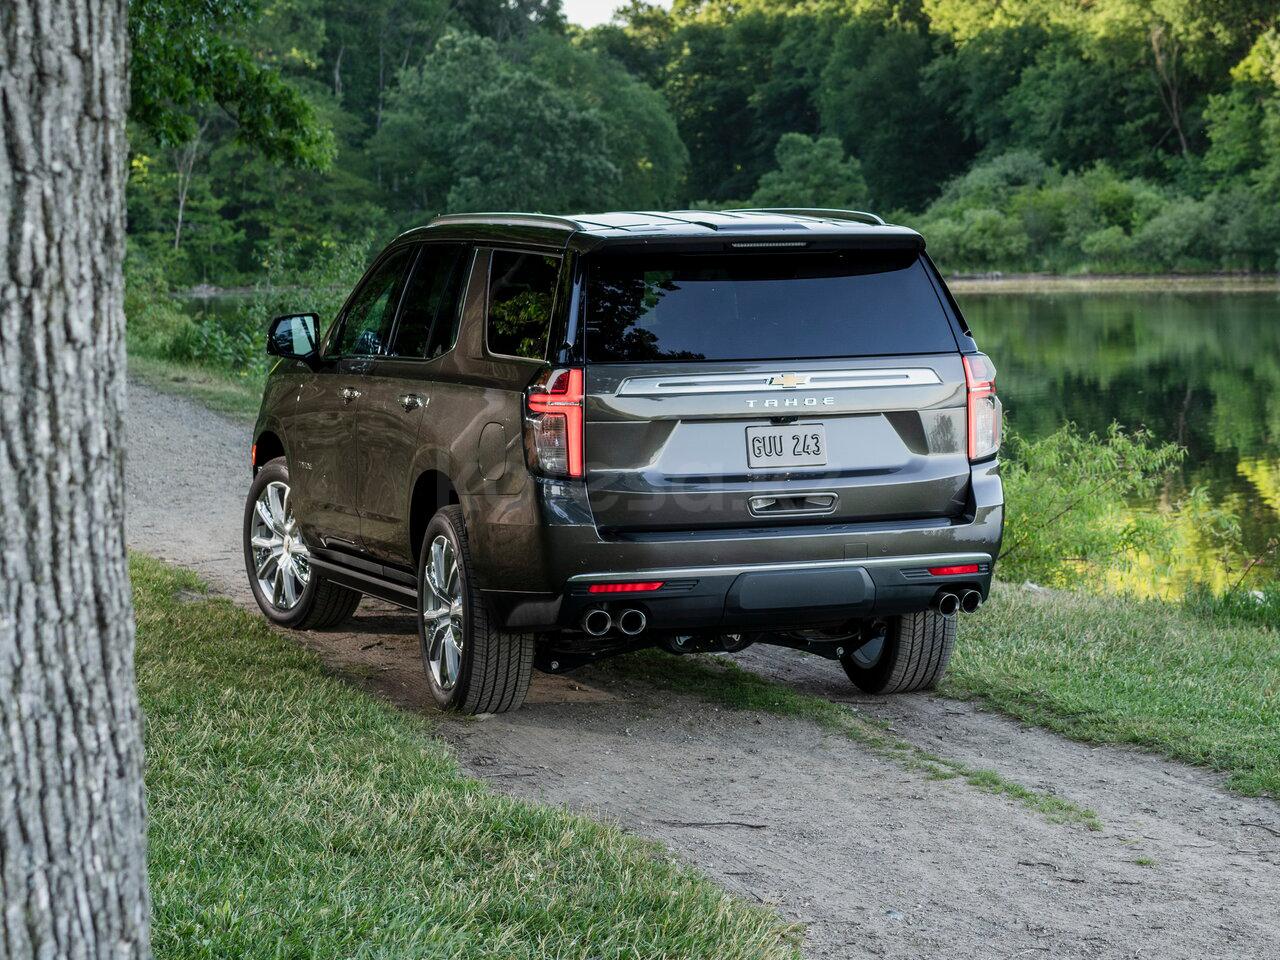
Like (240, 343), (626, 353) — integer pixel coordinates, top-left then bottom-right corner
(1150, 25), (1191, 157)
(172, 118), (209, 252)
(0, 3), (151, 959)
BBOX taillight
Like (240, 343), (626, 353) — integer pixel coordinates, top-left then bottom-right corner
(928, 564), (979, 576)
(587, 581), (665, 594)
(963, 353), (1001, 461)
(525, 367), (585, 478)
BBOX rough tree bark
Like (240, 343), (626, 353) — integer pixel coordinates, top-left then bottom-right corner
(1, 2), (151, 959)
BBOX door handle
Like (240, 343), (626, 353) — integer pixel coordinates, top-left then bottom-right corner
(341, 387), (361, 404)
(398, 393), (426, 412)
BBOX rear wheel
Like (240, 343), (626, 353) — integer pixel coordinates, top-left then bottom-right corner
(243, 457), (361, 629)
(417, 505), (534, 714)
(841, 611), (955, 694)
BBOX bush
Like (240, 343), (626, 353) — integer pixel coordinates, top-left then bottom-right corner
(922, 207), (1030, 271)
(1079, 225), (1133, 266)
(125, 236), (375, 381)
(999, 423), (1185, 588)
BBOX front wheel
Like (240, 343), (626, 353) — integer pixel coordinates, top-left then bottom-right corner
(840, 611), (956, 694)
(417, 505), (534, 714)
(243, 457), (361, 629)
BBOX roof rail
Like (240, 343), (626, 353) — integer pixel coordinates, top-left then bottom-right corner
(727, 207), (887, 227)
(428, 212), (583, 232)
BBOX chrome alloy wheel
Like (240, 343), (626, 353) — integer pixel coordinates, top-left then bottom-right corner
(423, 535), (464, 691)
(249, 480), (311, 610)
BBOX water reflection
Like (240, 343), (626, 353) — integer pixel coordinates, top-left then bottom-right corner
(959, 290), (1280, 591)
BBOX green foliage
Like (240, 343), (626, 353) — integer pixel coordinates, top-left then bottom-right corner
(915, 151), (1280, 274)
(130, 0), (334, 167)
(447, 71), (619, 212)
(998, 423), (1189, 588)
(124, 0), (1280, 287)
(126, 238), (374, 382)
(747, 134), (868, 208)
(523, 32), (689, 209)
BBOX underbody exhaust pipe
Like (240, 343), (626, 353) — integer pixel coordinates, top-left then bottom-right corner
(960, 590), (983, 614)
(933, 592), (960, 617)
(617, 608), (647, 637)
(582, 608), (612, 637)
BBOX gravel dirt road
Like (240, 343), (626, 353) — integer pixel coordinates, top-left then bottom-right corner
(126, 378), (1280, 959)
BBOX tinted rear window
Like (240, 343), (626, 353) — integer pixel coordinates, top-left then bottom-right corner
(584, 249), (956, 362)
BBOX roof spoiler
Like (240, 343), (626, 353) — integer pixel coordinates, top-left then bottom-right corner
(726, 207), (887, 227)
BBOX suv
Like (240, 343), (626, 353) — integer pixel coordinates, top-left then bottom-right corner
(244, 209), (1003, 714)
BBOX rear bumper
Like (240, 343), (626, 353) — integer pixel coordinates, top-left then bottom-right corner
(470, 460), (1003, 632)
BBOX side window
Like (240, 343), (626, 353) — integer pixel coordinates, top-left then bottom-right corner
(388, 244), (467, 360)
(331, 249), (412, 358)
(486, 250), (560, 360)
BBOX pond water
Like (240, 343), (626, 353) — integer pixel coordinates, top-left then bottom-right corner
(958, 288), (1280, 591)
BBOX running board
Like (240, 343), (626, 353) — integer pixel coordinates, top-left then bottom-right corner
(308, 554), (418, 610)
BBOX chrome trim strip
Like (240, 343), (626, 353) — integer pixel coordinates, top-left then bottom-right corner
(615, 368), (941, 397)
(567, 552), (992, 583)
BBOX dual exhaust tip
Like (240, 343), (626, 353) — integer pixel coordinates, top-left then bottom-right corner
(585, 592), (979, 634)
(582, 606), (647, 638)
(934, 589), (983, 617)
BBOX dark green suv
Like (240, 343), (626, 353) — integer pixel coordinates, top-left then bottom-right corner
(244, 210), (1003, 713)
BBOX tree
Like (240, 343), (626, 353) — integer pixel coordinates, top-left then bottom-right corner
(372, 32), (620, 218)
(521, 31), (689, 209)
(1, 2), (151, 958)
(749, 133), (869, 209)
(130, 0), (334, 166)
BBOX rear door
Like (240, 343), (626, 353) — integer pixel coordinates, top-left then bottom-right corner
(356, 242), (469, 563)
(287, 248), (413, 549)
(580, 246), (970, 531)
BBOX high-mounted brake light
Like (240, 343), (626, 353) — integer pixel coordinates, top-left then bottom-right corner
(963, 353), (1001, 461)
(525, 367), (585, 478)
(928, 564), (980, 577)
(587, 581), (665, 594)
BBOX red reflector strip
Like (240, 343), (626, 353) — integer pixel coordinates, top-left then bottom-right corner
(587, 581), (665, 594)
(928, 564), (980, 577)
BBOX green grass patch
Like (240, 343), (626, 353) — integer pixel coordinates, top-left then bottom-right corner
(128, 354), (263, 421)
(619, 651), (1101, 830)
(945, 584), (1280, 797)
(132, 554), (798, 960)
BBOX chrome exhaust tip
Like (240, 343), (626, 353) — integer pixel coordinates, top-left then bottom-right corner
(960, 589), (983, 614)
(934, 592), (960, 617)
(617, 608), (647, 637)
(582, 608), (612, 637)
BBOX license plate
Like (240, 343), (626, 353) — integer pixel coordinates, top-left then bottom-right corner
(746, 424), (828, 468)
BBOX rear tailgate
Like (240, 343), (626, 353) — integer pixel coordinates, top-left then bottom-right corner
(584, 357), (969, 531)
(579, 246), (970, 532)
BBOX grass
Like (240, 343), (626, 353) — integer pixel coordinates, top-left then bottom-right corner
(132, 554), (798, 960)
(619, 650), (1102, 830)
(944, 583), (1280, 797)
(128, 354), (263, 421)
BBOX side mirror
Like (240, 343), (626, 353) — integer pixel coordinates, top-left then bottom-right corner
(267, 313), (319, 363)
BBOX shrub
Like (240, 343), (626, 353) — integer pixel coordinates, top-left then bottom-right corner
(999, 423), (1185, 588)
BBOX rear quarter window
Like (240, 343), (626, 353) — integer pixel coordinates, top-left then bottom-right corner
(584, 249), (958, 362)
(486, 250), (561, 360)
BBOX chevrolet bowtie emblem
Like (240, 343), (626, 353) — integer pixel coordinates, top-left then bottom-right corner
(769, 373), (809, 388)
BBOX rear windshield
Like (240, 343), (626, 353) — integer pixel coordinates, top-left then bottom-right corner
(583, 249), (957, 362)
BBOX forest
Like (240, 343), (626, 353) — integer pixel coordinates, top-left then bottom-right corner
(126, 0), (1280, 286)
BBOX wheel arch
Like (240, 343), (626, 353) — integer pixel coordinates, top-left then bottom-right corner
(252, 429), (285, 475)
(409, 469), (460, 563)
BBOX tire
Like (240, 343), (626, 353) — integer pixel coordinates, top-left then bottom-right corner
(841, 611), (956, 694)
(243, 457), (361, 629)
(417, 505), (534, 714)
